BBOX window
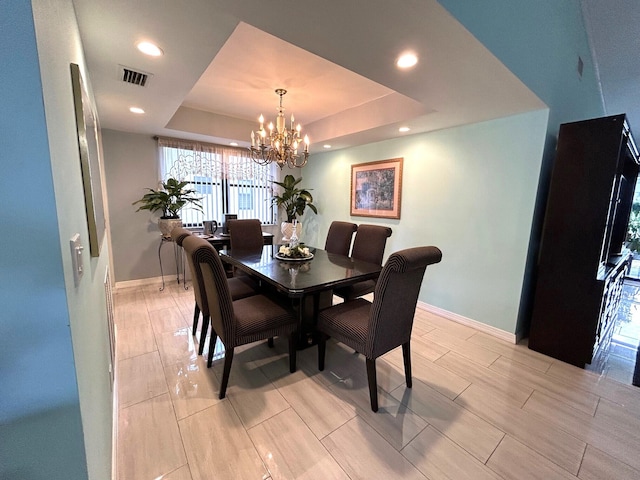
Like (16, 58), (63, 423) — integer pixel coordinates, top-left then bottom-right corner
(157, 137), (276, 226)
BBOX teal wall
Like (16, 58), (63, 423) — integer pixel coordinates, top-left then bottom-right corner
(301, 1), (606, 337)
(302, 110), (548, 334)
(438, 0), (606, 334)
(0, 2), (87, 478)
(438, 0), (605, 132)
(0, 1), (113, 478)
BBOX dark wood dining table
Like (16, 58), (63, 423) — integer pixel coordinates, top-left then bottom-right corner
(219, 245), (382, 347)
(199, 232), (274, 250)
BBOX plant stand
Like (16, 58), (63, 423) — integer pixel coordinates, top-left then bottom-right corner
(158, 235), (187, 291)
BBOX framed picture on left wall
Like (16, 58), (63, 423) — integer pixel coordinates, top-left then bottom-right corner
(70, 63), (106, 257)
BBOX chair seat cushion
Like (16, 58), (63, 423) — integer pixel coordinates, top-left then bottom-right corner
(228, 276), (258, 300)
(318, 298), (371, 352)
(233, 295), (297, 345)
(333, 279), (376, 300)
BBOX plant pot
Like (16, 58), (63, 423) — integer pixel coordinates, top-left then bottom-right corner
(281, 221), (301, 241)
(159, 218), (182, 238)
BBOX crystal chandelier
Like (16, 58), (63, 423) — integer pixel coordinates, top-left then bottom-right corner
(250, 89), (309, 169)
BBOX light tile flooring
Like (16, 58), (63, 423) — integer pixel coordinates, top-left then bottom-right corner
(114, 281), (640, 480)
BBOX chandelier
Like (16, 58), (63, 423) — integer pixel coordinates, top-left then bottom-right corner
(249, 89), (309, 168)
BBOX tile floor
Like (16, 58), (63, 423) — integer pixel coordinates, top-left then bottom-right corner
(114, 280), (640, 480)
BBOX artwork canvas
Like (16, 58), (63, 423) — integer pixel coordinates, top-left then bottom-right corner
(350, 158), (403, 219)
(71, 63), (106, 256)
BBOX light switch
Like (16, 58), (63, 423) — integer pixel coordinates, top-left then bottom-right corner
(70, 233), (84, 285)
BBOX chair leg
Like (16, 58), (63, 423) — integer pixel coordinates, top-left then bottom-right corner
(198, 314), (210, 355)
(402, 342), (412, 388)
(288, 334), (297, 373)
(318, 333), (327, 371)
(366, 358), (378, 412)
(268, 337), (274, 348)
(192, 304), (200, 335)
(207, 330), (218, 368)
(219, 346), (234, 399)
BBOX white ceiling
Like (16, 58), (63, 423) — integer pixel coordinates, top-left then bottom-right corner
(71, 0), (554, 153)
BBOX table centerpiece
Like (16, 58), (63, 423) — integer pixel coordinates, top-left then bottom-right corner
(276, 243), (314, 261)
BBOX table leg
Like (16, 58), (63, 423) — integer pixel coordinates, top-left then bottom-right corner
(295, 290), (333, 350)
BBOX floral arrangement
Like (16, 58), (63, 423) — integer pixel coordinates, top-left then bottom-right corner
(278, 243), (312, 259)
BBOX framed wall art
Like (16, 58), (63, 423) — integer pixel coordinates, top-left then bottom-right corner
(350, 157), (403, 219)
(70, 63), (106, 257)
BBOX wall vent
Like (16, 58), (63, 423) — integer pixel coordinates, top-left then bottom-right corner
(118, 65), (152, 86)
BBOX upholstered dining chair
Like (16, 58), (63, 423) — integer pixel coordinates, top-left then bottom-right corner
(180, 231), (257, 355)
(171, 226), (192, 246)
(226, 218), (265, 279)
(333, 224), (392, 301)
(324, 221), (358, 256)
(191, 235), (299, 398)
(227, 218), (264, 252)
(317, 246), (442, 412)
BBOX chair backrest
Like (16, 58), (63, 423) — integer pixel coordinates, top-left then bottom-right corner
(170, 226), (192, 246)
(182, 235), (213, 315)
(227, 219), (264, 253)
(190, 235), (236, 343)
(351, 224), (392, 265)
(366, 246), (442, 358)
(324, 221), (358, 256)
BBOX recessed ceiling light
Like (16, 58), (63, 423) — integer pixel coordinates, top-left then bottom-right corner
(229, 142), (238, 147)
(396, 52), (418, 69)
(323, 144), (332, 149)
(129, 107), (145, 114)
(136, 41), (163, 57)
(399, 126), (410, 132)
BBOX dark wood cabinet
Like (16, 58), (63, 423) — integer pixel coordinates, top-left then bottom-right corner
(529, 114), (639, 367)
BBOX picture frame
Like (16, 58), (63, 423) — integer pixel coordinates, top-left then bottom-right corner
(70, 63), (106, 257)
(350, 157), (403, 219)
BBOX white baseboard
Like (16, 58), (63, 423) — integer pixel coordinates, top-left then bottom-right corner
(113, 279), (516, 345)
(115, 276), (164, 290)
(111, 353), (118, 480)
(417, 301), (516, 344)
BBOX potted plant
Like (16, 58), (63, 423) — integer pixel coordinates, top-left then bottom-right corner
(271, 174), (317, 240)
(133, 177), (202, 237)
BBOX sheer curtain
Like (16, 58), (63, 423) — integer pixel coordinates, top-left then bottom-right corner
(157, 137), (276, 226)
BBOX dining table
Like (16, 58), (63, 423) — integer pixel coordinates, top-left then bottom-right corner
(198, 231), (274, 250)
(219, 245), (382, 348)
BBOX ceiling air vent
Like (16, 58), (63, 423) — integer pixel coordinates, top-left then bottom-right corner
(118, 65), (152, 86)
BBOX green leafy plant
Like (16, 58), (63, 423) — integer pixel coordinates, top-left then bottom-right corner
(271, 175), (318, 222)
(132, 178), (202, 219)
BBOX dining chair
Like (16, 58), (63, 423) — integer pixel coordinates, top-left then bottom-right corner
(324, 221), (358, 256)
(180, 232), (258, 355)
(227, 218), (264, 252)
(171, 226), (192, 246)
(317, 246), (442, 412)
(333, 224), (392, 301)
(192, 236), (299, 398)
(226, 218), (265, 280)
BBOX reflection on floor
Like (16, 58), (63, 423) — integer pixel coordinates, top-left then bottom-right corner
(586, 279), (640, 386)
(115, 280), (640, 479)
